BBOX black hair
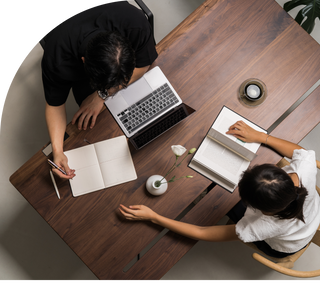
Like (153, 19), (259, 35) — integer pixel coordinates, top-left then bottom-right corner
(238, 164), (308, 222)
(84, 31), (135, 92)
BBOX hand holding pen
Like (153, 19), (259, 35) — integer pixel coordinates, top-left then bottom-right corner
(48, 158), (67, 175)
(48, 153), (75, 179)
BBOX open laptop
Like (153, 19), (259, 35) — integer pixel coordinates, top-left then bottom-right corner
(105, 66), (195, 150)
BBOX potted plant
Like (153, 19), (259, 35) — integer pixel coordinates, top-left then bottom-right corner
(146, 145), (196, 196)
(284, 0), (320, 34)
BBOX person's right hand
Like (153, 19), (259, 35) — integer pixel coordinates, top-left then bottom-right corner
(52, 152), (76, 179)
(226, 120), (266, 143)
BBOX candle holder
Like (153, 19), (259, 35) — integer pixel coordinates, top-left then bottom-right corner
(238, 78), (267, 107)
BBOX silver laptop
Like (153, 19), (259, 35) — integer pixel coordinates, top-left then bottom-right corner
(105, 66), (195, 149)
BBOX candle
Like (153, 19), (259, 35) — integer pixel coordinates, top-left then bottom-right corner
(245, 84), (261, 99)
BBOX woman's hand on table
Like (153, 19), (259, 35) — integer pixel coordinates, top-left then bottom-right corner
(119, 204), (157, 221)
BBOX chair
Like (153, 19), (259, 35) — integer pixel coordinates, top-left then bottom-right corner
(39, 0), (154, 49)
(250, 158), (320, 278)
(133, 0), (154, 35)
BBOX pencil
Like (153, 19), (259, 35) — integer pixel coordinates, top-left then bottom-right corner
(47, 159), (67, 175)
(50, 170), (61, 199)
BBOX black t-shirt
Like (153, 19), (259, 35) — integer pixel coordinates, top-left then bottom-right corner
(41, 1), (158, 106)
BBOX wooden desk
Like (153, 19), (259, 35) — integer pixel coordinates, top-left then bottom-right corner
(10, 0), (320, 280)
(122, 84), (320, 280)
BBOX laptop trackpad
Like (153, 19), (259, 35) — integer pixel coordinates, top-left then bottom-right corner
(105, 94), (129, 114)
(122, 77), (152, 106)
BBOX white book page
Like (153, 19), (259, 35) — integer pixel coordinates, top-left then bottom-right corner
(213, 106), (266, 153)
(69, 165), (105, 197)
(100, 156), (137, 188)
(94, 136), (137, 187)
(193, 137), (249, 184)
(94, 136), (130, 164)
(64, 144), (104, 196)
(189, 160), (236, 192)
(65, 144), (99, 170)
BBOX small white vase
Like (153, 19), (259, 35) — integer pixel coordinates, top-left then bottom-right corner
(146, 175), (168, 196)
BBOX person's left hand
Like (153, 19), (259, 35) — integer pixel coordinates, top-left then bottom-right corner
(72, 91), (105, 130)
(119, 204), (157, 221)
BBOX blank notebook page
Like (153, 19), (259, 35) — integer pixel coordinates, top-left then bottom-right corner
(65, 136), (136, 197)
(94, 136), (137, 188)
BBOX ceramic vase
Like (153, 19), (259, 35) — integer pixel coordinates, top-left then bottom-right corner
(146, 175), (168, 196)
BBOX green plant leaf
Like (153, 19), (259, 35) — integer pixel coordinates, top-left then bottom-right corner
(168, 176), (176, 183)
(284, 0), (320, 34)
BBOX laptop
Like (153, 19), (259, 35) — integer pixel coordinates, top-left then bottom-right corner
(105, 66), (195, 150)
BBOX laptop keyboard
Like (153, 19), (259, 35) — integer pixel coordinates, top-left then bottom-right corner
(117, 83), (179, 134)
(133, 106), (187, 149)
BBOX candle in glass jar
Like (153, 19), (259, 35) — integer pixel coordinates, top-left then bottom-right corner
(245, 84), (261, 99)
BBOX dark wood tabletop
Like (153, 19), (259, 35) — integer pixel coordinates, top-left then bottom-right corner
(10, 0), (320, 280)
(121, 83), (320, 280)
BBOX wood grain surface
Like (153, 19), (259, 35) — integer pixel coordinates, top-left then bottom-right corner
(10, 0), (320, 279)
(121, 84), (320, 280)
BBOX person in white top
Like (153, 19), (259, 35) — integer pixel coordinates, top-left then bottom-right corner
(119, 120), (320, 258)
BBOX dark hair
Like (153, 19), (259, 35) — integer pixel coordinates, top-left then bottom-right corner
(238, 164), (308, 222)
(84, 31), (135, 92)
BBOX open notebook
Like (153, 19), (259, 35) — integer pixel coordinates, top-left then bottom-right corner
(189, 106), (267, 192)
(64, 136), (137, 197)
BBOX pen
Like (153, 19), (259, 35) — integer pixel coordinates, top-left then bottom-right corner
(47, 159), (67, 175)
(49, 170), (61, 199)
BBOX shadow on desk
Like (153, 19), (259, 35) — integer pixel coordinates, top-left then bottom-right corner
(0, 205), (97, 280)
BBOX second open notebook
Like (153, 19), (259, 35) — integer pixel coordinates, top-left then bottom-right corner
(189, 106), (267, 192)
(64, 135), (137, 197)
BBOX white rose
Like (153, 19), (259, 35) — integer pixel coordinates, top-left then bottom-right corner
(171, 145), (187, 157)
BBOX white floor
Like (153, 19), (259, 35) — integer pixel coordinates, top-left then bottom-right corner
(0, 0), (320, 280)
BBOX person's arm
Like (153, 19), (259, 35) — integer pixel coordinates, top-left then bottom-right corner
(119, 204), (238, 242)
(71, 66), (150, 131)
(71, 90), (105, 131)
(45, 103), (75, 179)
(226, 120), (303, 159)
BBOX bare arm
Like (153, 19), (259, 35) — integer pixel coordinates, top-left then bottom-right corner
(119, 205), (238, 242)
(71, 91), (105, 130)
(226, 120), (303, 159)
(71, 66), (150, 130)
(45, 103), (75, 179)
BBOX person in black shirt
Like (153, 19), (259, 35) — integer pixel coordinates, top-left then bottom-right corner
(42, 1), (158, 179)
